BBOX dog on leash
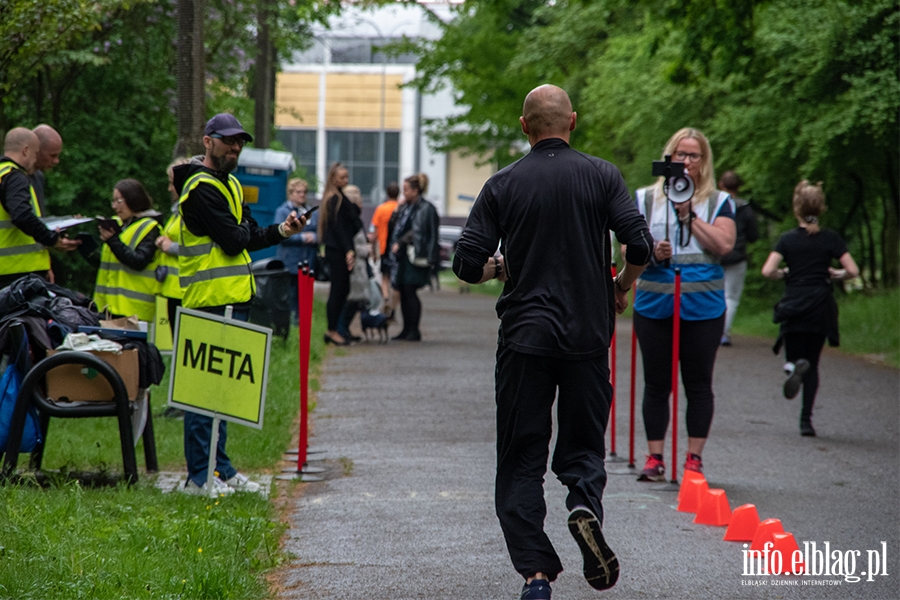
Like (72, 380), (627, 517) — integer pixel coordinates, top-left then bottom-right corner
(360, 309), (392, 343)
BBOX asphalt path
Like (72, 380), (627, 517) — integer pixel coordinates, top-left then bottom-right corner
(276, 287), (899, 599)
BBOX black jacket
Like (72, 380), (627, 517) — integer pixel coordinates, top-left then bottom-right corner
(720, 198), (759, 266)
(172, 158), (283, 256)
(0, 157), (57, 247)
(396, 197), (440, 266)
(454, 138), (653, 359)
(321, 191), (361, 254)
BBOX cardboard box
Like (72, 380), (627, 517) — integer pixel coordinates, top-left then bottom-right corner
(45, 349), (140, 402)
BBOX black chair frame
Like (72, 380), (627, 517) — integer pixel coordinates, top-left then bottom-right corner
(1, 325), (157, 485)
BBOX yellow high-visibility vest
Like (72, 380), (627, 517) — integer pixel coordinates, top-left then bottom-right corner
(0, 161), (51, 275)
(177, 172), (255, 309)
(158, 212), (184, 299)
(94, 217), (161, 320)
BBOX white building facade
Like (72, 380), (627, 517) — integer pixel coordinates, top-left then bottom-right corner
(275, 1), (493, 217)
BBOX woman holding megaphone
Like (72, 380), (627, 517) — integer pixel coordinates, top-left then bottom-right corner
(630, 127), (736, 482)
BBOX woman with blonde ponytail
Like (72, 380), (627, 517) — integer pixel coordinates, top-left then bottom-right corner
(762, 181), (859, 436)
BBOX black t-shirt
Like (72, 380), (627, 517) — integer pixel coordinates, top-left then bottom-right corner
(776, 227), (847, 288)
(322, 191), (361, 254)
(454, 138), (653, 359)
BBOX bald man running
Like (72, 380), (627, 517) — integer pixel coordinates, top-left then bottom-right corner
(0, 128), (79, 288)
(454, 85), (653, 599)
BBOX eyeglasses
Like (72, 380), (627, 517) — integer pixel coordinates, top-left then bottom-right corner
(209, 133), (247, 148)
(674, 151), (703, 162)
(290, 189), (308, 195)
(112, 197), (126, 204)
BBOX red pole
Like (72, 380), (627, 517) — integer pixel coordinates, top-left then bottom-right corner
(629, 286), (637, 467)
(297, 262), (314, 472)
(609, 265), (617, 455)
(670, 268), (681, 483)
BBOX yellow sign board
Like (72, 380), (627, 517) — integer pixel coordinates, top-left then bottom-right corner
(168, 307), (271, 429)
(242, 185), (259, 204)
(152, 296), (173, 352)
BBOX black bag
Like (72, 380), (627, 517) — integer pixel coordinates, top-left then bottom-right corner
(314, 252), (330, 282)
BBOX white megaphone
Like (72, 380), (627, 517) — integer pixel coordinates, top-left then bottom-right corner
(652, 155), (695, 204)
(667, 171), (695, 204)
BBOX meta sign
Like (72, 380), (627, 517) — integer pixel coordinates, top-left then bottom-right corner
(167, 307), (271, 429)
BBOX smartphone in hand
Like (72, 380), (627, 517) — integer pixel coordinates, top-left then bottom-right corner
(96, 217), (121, 234)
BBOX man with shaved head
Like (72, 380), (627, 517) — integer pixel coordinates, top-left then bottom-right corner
(31, 124), (63, 210)
(0, 127), (79, 288)
(454, 84), (653, 598)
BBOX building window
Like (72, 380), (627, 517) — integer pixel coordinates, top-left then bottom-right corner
(327, 131), (399, 205)
(276, 129), (317, 182)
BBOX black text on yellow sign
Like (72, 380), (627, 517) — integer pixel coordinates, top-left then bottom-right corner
(168, 307), (271, 429)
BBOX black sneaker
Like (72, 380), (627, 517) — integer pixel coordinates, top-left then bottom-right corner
(520, 579), (551, 600)
(567, 506), (619, 591)
(800, 420), (816, 437)
(783, 359), (810, 399)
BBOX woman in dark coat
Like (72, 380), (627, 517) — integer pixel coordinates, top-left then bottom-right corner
(389, 173), (439, 341)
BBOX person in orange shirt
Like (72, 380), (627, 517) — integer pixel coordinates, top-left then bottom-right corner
(369, 181), (400, 311)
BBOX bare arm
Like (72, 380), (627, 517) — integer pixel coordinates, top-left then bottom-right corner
(761, 251), (786, 279)
(675, 201), (736, 256)
(473, 255), (507, 284)
(612, 261), (647, 314)
(829, 252), (860, 280)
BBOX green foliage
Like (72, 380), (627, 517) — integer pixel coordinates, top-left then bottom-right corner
(410, 0), (899, 286)
(0, 0), (139, 99)
(1, 0), (340, 293)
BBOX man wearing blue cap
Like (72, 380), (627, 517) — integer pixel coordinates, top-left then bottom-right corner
(172, 113), (306, 496)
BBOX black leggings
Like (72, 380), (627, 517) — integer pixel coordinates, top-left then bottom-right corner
(399, 284), (422, 335)
(784, 331), (826, 421)
(634, 312), (724, 441)
(325, 247), (350, 331)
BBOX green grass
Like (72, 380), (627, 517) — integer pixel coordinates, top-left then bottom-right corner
(0, 300), (328, 599)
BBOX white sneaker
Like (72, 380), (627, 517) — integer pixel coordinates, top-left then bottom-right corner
(223, 472), (262, 493)
(182, 477), (235, 496)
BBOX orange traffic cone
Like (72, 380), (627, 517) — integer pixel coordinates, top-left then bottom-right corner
(724, 504), (761, 541)
(678, 470), (706, 503)
(770, 532), (805, 575)
(749, 518), (785, 551)
(676, 476), (708, 513)
(693, 488), (732, 526)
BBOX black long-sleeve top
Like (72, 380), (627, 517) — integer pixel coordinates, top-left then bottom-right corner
(454, 138), (653, 359)
(103, 217), (160, 271)
(0, 156), (58, 247)
(321, 191), (361, 254)
(173, 161), (283, 255)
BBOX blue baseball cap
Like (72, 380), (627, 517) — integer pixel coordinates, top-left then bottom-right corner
(204, 113), (253, 142)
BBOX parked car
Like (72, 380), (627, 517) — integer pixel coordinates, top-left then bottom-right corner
(438, 225), (462, 270)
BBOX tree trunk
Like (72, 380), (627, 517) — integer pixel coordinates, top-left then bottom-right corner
(858, 190), (877, 288)
(253, 0), (275, 149)
(174, 0), (206, 159)
(882, 153), (900, 287)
